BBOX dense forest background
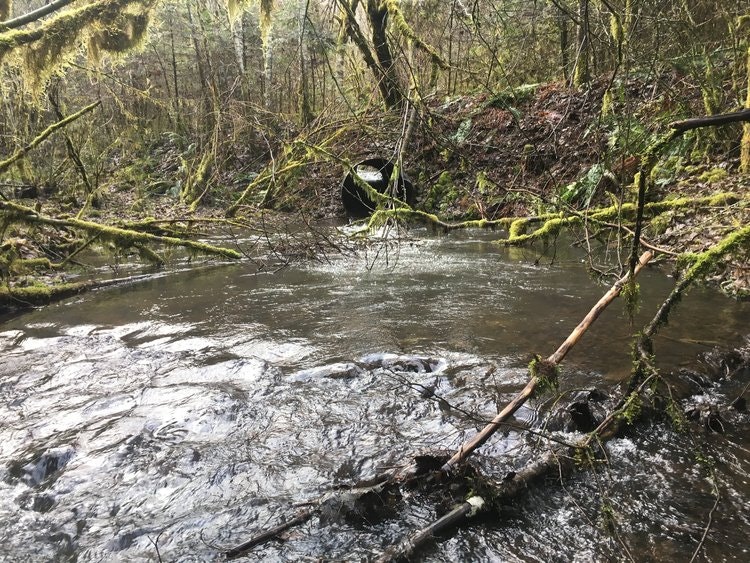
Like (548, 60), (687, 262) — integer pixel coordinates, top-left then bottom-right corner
(1, 1), (748, 205)
(0, 1), (749, 300)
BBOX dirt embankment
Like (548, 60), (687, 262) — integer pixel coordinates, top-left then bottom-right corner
(297, 76), (748, 294)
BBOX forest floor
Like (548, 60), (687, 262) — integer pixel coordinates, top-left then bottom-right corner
(2, 75), (749, 304)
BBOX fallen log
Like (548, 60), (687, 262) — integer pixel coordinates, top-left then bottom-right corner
(0, 200), (242, 260)
(1, 271), (167, 312)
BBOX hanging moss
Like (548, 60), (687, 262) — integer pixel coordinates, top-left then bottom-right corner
(621, 279), (640, 322)
(618, 391), (642, 425)
(226, 0), (253, 23)
(88, 12), (150, 61)
(382, 0), (447, 70)
(259, 0), (274, 44)
(0, 0), (156, 90)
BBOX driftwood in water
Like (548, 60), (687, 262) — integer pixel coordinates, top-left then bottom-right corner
(224, 509), (316, 560)
(375, 496), (485, 563)
(436, 249), (654, 475)
(373, 251), (655, 561)
(379, 220), (750, 561)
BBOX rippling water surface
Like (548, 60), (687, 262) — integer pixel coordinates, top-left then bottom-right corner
(0, 230), (748, 561)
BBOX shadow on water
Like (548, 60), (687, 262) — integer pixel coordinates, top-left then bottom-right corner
(0, 229), (748, 561)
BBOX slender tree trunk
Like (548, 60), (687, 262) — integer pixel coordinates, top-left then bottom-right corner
(186, 1), (210, 126)
(366, 0), (403, 109)
(558, 6), (569, 82)
(573, 0), (590, 88)
(741, 44), (750, 173)
(298, 0), (313, 125)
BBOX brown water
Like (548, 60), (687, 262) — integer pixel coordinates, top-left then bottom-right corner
(0, 229), (748, 561)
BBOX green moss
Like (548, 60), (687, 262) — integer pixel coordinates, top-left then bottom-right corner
(0, 281), (88, 308)
(602, 89), (614, 115)
(677, 223), (750, 282)
(10, 258), (54, 274)
(425, 171), (458, 212)
(382, 0), (446, 70)
(501, 214), (575, 246)
(698, 167), (728, 184)
(618, 392), (642, 425)
(648, 211), (672, 236)
(485, 83), (539, 108)
(529, 355), (559, 397)
(666, 399), (687, 432)
(0, 0), (156, 89)
(621, 279), (640, 322)
(1, 200), (242, 260)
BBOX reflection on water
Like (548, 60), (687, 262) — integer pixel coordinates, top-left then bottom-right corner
(0, 229), (748, 561)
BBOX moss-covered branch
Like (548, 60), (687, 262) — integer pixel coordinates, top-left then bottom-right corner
(363, 206), (514, 233)
(381, 0), (447, 70)
(0, 100), (101, 175)
(0, 0), (156, 86)
(500, 193), (742, 246)
(0, 200), (242, 260)
(0, 281), (90, 309)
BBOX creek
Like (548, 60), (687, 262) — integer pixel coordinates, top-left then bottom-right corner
(0, 229), (748, 561)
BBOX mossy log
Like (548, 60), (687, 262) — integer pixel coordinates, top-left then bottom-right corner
(366, 207), (516, 232)
(0, 200), (242, 260)
(0, 281), (90, 309)
(0, 271), (165, 311)
(500, 192), (742, 246)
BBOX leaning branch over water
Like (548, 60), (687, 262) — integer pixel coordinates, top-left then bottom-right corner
(438, 249), (654, 473)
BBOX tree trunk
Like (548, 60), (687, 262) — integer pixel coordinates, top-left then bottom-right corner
(741, 45), (750, 173)
(366, 0), (403, 109)
(298, 0), (313, 125)
(573, 0), (589, 88)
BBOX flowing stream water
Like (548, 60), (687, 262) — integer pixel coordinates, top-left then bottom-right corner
(1, 229), (749, 562)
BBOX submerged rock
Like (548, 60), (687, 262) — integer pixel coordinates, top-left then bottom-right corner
(359, 352), (447, 374)
(287, 362), (365, 382)
(7, 445), (76, 487)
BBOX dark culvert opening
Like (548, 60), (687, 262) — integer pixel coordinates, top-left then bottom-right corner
(341, 158), (415, 218)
